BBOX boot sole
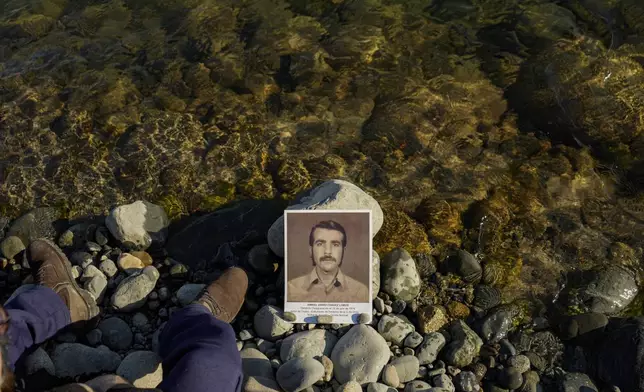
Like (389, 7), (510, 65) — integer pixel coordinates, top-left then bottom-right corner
(37, 239), (101, 321)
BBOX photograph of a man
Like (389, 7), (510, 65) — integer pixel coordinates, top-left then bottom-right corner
(286, 211), (370, 303)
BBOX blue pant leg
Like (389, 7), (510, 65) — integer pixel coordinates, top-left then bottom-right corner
(158, 304), (242, 392)
(4, 285), (71, 370)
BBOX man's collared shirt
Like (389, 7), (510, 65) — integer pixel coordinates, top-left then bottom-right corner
(287, 268), (369, 303)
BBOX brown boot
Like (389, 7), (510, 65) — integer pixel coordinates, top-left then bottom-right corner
(194, 267), (248, 323)
(28, 239), (99, 323)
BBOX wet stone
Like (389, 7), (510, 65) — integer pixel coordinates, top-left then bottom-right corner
(453, 371), (477, 392)
(446, 250), (482, 283)
(497, 367), (523, 390)
(443, 321), (483, 368)
(392, 299), (407, 314)
(416, 332), (446, 365)
(480, 309), (514, 343)
(404, 332), (423, 348)
(433, 373), (455, 392)
(507, 354), (530, 374)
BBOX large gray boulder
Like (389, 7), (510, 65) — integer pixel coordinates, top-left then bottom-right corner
(106, 201), (169, 250)
(267, 180), (384, 257)
(331, 325), (390, 384)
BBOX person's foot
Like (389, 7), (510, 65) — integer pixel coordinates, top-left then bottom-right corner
(28, 239), (99, 323)
(194, 267), (248, 323)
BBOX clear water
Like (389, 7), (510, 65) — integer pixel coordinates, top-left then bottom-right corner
(1, 0), (643, 304)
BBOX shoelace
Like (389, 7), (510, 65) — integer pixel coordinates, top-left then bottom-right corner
(200, 292), (228, 319)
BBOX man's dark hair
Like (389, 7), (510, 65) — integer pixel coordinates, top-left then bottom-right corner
(308, 220), (347, 248)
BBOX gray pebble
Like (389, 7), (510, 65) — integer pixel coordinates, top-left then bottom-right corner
(134, 333), (146, 345)
(391, 355), (420, 383)
(158, 287), (170, 301)
(378, 314), (414, 346)
(241, 348), (274, 380)
(507, 354), (530, 374)
(276, 357), (325, 392)
(416, 332), (446, 365)
(99, 260), (118, 278)
(239, 329), (254, 341)
(176, 283), (206, 307)
(433, 374), (455, 392)
(404, 347), (415, 356)
(392, 299), (406, 314)
(404, 332), (423, 348)
(86, 329), (103, 347)
(403, 381), (433, 392)
(254, 305), (293, 341)
(497, 367), (523, 390)
(453, 371), (477, 392)
(368, 383), (397, 392)
(99, 317), (133, 351)
(374, 297), (386, 314)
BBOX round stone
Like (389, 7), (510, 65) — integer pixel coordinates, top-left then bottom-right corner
(378, 314), (415, 346)
(404, 331), (423, 348)
(276, 357), (325, 392)
(381, 249), (421, 302)
(254, 305), (293, 341)
(116, 351), (163, 388)
(98, 317), (133, 351)
(280, 329), (338, 362)
(507, 354), (531, 374)
(241, 348), (274, 380)
(390, 355), (419, 383)
(382, 364), (399, 387)
(331, 324), (390, 384)
(176, 283), (206, 306)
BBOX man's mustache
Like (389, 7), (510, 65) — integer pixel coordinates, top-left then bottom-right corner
(320, 257), (336, 262)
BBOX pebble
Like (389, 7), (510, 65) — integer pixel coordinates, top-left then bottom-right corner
(319, 355), (333, 382)
(244, 376), (282, 392)
(130, 251), (153, 266)
(453, 371), (477, 392)
(85, 274), (108, 302)
(23, 347), (55, 376)
(117, 351), (163, 388)
(427, 368), (446, 377)
(276, 357), (325, 392)
(404, 347), (415, 356)
(72, 265), (82, 280)
(111, 266), (159, 311)
(337, 381), (362, 392)
(51, 343), (121, 378)
(368, 383), (397, 392)
(254, 305), (293, 341)
(98, 317), (133, 351)
(0, 236), (25, 259)
(241, 348), (275, 380)
(280, 329), (338, 362)
(106, 200), (169, 250)
(524, 352), (545, 372)
(158, 287), (170, 301)
(582, 265), (638, 314)
(443, 321), (483, 368)
(416, 332), (446, 365)
(404, 331), (423, 348)
(446, 250), (482, 283)
(433, 374), (455, 392)
(372, 251), (381, 300)
(480, 309), (514, 343)
(391, 355), (420, 383)
(134, 333), (146, 345)
(378, 314), (415, 346)
(403, 380), (433, 392)
(86, 329), (103, 347)
(498, 339), (516, 358)
(417, 306), (448, 334)
(99, 260), (118, 278)
(86, 241), (102, 253)
(118, 253), (146, 274)
(507, 354), (530, 374)
(382, 364), (399, 387)
(170, 263), (189, 279)
(176, 283), (206, 306)
(331, 324), (390, 384)
(520, 371), (540, 392)
(71, 251), (93, 268)
(497, 367), (523, 390)
(392, 299), (407, 314)
(239, 329), (254, 341)
(95, 227), (109, 245)
(267, 180), (384, 258)
(381, 249), (421, 302)
(374, 297), (386, 313)
(283, 312), (297, 322)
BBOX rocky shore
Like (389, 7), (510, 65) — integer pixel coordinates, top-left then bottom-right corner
(1, 180), (642, 392)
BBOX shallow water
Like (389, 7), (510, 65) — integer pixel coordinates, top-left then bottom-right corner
(1, 0), (643, 307)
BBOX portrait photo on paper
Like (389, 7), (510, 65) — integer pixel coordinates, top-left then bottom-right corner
(283, 210), (372, 324)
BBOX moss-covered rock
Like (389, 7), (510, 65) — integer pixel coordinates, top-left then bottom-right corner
(374, 208), (432, 257)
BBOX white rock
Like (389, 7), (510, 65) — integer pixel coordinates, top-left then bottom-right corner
(117, 351), (163, 388)
(176, 283), (206, 306)
(267, 180), (384, 257)
(52, 344), (121, 378)
(280, 329), (338, 362)
(99, 260), (118, 278)
(106, 201), (169, 250)
(331, 324), (390, 384)
(378, 314), (415, 346)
